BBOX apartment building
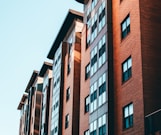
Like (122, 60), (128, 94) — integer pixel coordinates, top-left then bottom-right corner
(47, 9), (83, 135)
(61, 13), (83, 135)
(112, 0), (161, 134)
(18, 0), (161, 135)
(17, 94), (28, 135)
(39, 62), (52, 135)
(25, 71), (43, 135)
(75, 0), (109, 135)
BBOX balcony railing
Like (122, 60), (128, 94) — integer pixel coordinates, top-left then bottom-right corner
(145, 109), (161, 135)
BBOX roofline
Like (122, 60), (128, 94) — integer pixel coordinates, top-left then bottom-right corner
(39, 62), (52, 77)
(75, 0), (89, 4)
(25, 70), (39, 93)
(17, 94), (28, 110)
(47, 9), (83, 59)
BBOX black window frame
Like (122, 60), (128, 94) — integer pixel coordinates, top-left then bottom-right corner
(85, 63), (90, 80)
(121, 14), (130, 39)
(85, 96), (90, 113)
(123, 103), (134, 129)
(66, 87), (70, 101)
(122, 57), (132, 83)
(65, 114), (69, 129)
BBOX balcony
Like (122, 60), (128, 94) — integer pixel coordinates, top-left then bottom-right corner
(145, 109), (161, 135)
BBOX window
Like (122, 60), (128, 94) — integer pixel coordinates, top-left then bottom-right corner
(90, 120), (97, 135)
(85, 63), (90, 80)
(85, 96), (90, 113)
(121, 15), (130, 39)
(90, 81), (97, 113)
(91, 0), (98, 10)
(67, 43), (72, 74)
(98, 1), (106, 32)
(86, 29), (91, 48)
(122, 57), (132, 82)
(91, 46), (97, 76)
(98, 114), (106, 135)
(65, 114), (69, 129)
(84, 129), (90, 135)
(123, 103), (133, 129)
(98, 35), (106, 68)
(66, 87), (70, 101)
(98, 73), (106, 106)
(91, 13), (98, 42)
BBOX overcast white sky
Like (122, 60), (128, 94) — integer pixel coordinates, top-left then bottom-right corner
(0, 1), (82, 134)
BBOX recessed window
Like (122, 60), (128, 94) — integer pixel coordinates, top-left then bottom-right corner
(98, 114), (106, 135)
(84, 129), (89, 135)
(85, 96), (90, 113)
(98, 73), (106, 106)
(67, 43), (72, 75)
(90, 120), (97, 135)
(122, 57), (132, 82)
(123, 103), (133, 129)
(65, 114), (69, 129)
(91, 13), (98, 42)
(121, 15), (130, 39)
(98, 1), (106, 32)
(98, 35), (106, 68)
(85, 63), (90, 80)
(66, 87), (70, 101)
(90, 81), (97, 113)
(91, 46), (98, 76)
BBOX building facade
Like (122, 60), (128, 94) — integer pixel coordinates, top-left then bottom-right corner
(47, 10), (83, 135)
(17, 94), (28, 135)
(17, 0), (161, 135)
(39, 62), (52, 135)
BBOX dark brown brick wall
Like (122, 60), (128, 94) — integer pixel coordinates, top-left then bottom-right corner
(139, 0), (161, 116)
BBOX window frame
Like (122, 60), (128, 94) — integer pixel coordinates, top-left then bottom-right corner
(85, 95), (90, 113)
(123, 103), (134, 129)
(66, 87), (70, 101)
(122, 56), (132, 83)
(85, 63), (90, 80)
(121, 14), (130, 39)
(65, 114), (69, 129)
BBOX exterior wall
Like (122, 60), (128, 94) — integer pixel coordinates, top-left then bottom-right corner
(79, 24), (90, 135)
(112, 0), (144, 134)
(139, 0), (161, 115)
(48, 77), (53, 135)
(62, 21), (82, 135)
(29, 77), (43, 135)
(18, 98), (28, 135)
(83, 0), (109, 134)
(50, 44), (67, 135)
(40, 70), (52, 135)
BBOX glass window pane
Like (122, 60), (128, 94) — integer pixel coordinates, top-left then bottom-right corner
(128, 58), (132, 68)
(129, 104), (133, 115)
(103, 114), (106, 124)
(124, 107), (129, 117)
(127, 16), (130, 26)
(122, 22), (126, 31)
(94, 120), (97, 130)
(123, 62), (127, 72)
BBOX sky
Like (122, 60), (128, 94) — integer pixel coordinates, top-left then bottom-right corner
(0, 1), (82, 134)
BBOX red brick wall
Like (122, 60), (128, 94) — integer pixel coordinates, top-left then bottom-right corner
(113, 0), (145, 134)
(79, 25), (90, 135)
(62, 41), (81, 135)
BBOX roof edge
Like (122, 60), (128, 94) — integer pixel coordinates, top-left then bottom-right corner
(25, 70), (39, 93)
(47, 9), (83, 59)
(39, 62), (52, 77)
